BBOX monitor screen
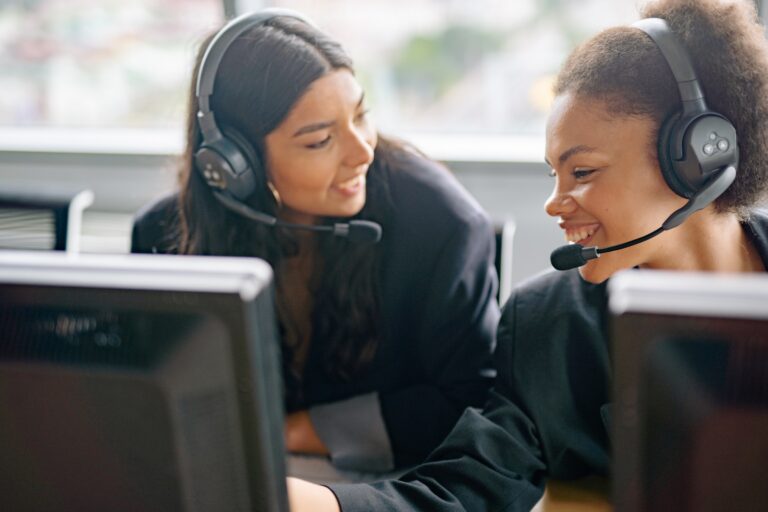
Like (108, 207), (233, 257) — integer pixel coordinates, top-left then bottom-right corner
(609, 270), (768, 512)
(0, 251), (288, 512)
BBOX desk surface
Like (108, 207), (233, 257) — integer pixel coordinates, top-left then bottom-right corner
(287, 454), (409, 484)
(532, 476), (612, 512)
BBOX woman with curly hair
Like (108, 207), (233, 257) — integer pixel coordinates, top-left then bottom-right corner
(289, 0), (768, 509)
(131, 10), (498, 474)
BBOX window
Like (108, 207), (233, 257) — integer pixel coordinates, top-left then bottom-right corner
(0, 0), (223, 131)
(267, 0), (638, 137)
(0, 1), (643, 156)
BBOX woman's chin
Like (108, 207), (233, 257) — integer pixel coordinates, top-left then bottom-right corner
(334, 195), (367, 218)
(577, 260), (613, 284)
(577, 253), (641, 284)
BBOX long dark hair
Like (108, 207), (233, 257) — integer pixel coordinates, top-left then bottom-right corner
(554, 0), (768, 215)
(177, 15), (402, 406)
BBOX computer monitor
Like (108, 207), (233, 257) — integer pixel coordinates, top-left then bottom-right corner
(609, 270), (768, 512)
(0, 251), (288, 512)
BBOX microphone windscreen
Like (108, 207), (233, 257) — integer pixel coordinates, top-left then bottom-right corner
(550, 244), (587, 271)
(346, 220), (382, 244)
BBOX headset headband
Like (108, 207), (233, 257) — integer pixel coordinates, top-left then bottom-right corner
(195, 8), (315, 140)
(632, 18), (707, 115)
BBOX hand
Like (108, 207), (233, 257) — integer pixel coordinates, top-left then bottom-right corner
(287, 477), (341, 512)
(284, 410), (329, 455)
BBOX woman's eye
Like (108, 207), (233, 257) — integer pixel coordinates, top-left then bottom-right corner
(547, 168), (556, 178)
(306, 135), (331, 149)
(573, 168), (596, 179)
(355, 109), (370, 123)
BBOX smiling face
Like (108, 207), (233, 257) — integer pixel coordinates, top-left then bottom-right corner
(264, 69), (377, 225)
(544, 93), (688, 283)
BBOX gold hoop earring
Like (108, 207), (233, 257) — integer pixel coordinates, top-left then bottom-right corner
(267, 181), (282, 209)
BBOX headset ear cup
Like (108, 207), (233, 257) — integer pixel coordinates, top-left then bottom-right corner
(194, 126), (259, 201)
(220, 126), (264, 178)
(657, 112), (694, 198)
(219, 126), (264, 200)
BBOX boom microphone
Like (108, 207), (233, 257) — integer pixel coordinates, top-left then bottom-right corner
(213, 191), (382, 245)
(550, 165), (736, 271)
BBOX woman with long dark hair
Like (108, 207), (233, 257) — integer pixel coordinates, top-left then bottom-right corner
(131, 11), (499, 473)
(289, 0), (768, 508)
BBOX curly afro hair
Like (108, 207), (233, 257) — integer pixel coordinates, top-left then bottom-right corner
(554, 0), (768, 216)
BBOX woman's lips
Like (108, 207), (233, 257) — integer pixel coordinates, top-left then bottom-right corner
(333, 174), (366, 196)
(563, 224), (600, 245)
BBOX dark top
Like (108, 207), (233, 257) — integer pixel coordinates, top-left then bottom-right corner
(330, 210), (768, 510)
(131, 150), (500, 471)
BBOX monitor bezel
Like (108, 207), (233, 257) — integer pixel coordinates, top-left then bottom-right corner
(0, 250), (288, 512)
(609, 269), (768, 512)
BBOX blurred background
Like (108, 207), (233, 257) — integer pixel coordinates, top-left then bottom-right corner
(0, 0), (764, 285)
(0, 0), (638, 134)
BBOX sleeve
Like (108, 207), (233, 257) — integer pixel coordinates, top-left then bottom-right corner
(379, 211), (500, 466)
(328, 294), (548, 511)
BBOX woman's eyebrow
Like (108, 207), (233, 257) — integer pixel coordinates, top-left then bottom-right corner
(557, 144), (597, 164)
(292, 92), (366, 138)
(293, 120), (335, 137)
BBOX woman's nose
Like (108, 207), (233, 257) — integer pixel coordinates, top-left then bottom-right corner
(343, 126), (375, 168)
(544, 184), (577, 218)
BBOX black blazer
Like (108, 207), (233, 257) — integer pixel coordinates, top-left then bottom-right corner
(132, 150), (500, 470)
(330, 210), (768, 510)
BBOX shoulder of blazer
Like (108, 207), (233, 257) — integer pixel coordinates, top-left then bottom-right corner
(387, 150), (488, 228)
(131, 192), (180, 254)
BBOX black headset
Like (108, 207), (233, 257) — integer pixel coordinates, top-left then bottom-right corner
(191, 9), (383, 244)
(193, 8), (313, 203)
(551, 18), (739, 271)
(633, 17), (738, 199)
